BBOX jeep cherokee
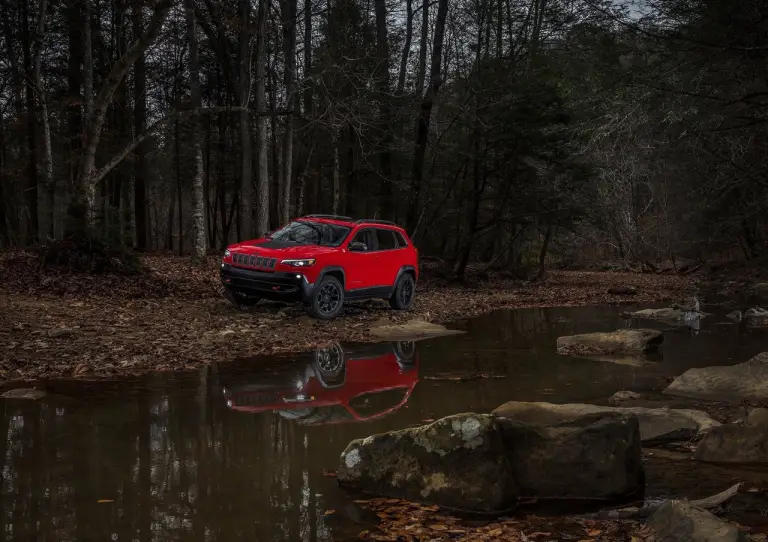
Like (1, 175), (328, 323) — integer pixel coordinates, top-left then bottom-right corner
(220, 215), (418, 319)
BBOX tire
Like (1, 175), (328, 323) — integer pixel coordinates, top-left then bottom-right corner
(223, 286), (261, 308)
(314, 343), (345, 381)
(307, 275), (345, 319)
(389, 273), (416, 310)
(394, 340), (416, 363)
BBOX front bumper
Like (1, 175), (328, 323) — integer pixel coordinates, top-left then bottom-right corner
(220, 263), (314, 302)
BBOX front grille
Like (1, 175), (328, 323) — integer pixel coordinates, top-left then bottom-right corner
(233, 253), (277, 270)
(230, 390), (281, 406)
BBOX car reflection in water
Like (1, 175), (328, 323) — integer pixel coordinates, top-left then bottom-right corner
(222, 341), (418, 425)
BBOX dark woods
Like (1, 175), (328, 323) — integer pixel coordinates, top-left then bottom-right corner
(1, 0), (767, 277)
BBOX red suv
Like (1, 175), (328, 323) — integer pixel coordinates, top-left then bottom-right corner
(220, 215), (418, 319)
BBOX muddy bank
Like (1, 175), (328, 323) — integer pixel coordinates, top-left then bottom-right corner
(0, 253), (689, 383)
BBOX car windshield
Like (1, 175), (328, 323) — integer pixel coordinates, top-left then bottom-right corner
(268, 220), (351, 246)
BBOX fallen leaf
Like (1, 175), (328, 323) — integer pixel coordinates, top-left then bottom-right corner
(97, 499), (114, 503)
(324, 509), (335, 516)
(587, 529), (602, 536)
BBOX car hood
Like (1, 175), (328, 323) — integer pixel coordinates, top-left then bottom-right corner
(230, 239), (338, 257)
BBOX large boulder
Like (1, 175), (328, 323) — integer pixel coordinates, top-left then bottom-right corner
(694, 408), (768, 464)
(493, 401), (719, 444)
(556, 329), (664, 356)
(630, 308), (703, 323)
(497, 412), (644, 500)
(337, 411), (645, 510)
(644, 501), (757, 542)
(337, 413), (516, 512)
(664, 353), (768, 403)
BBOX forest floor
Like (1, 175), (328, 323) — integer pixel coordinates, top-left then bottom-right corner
(0, 251), (692, 383)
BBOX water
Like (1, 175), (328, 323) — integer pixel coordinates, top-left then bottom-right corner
(3, 304), (768, 540)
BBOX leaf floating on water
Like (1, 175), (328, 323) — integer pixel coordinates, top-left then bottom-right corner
(324, 509), (335, 516)
(322, 469), (337, 477)
(97, 499), (114, 503)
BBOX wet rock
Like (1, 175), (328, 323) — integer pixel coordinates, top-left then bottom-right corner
(609, 390), (642, 404)
(726, 310), (743, 322)
(695, 409), (768, 464)
(744, 308), (768, 327)
(497, 412), (644, 500)
(337, 413), (515, 512)
(368, 319), (464, 341)
(218, 329), (236, 336)
(556, 329), (663, 356)
(630, 307), (704, 323)
(645, 501), (758, 541)
(1, 388), (46, 400)
(664, 352), (768, 403)
(492, 401), (719, 443)
(608, 286), (638, 295)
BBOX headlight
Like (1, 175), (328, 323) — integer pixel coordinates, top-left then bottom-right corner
(224, 249), (231, 258)
(281, 259), (315, 267)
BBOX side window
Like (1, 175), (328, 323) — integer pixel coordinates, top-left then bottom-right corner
(393, 231), (408, 248)
(350, 229), (376, 251)
(375, 229), (398, 250)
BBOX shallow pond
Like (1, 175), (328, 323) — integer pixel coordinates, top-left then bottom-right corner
(3, 303), (768, 540)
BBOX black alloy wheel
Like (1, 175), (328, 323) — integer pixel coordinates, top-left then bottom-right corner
(314, 343), (345, 379)
(389, 274), (415, 310)
(308, 275), (345, 319)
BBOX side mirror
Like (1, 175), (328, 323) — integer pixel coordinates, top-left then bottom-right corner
(349, 241), (368, 252)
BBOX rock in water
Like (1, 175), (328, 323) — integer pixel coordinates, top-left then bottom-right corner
(629, 308), (704, 323)
(337, 413), (516, 512)
(645, 501), (757, 541)
(664, 352), (768, 403)
(725, 310), (743, 322)
(695, 408), (768, 464)
(1, 388), (46, 400)
(609, 390), (642, 404)
(744, 307), (768, 327)
(556, 329), (664, 356)
(493, 401), (719, 444)
(497, 412), (644, 500)
(368, 319), (465, 341)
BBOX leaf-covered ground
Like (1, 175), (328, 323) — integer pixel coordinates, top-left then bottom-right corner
(0, 251), (690, 383)
(351, 497), (641, 541)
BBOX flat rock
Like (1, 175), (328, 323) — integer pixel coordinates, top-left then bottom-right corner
(1, 388), (46, 400)
(556, 329), (664, 356)
(368, 319), (464, 341)
(609, 390), (643, 404)
(337, 413), (515, 512)
(492, 401), (719, 443)
(744, 308), (768, 327)
(630, 308), (704, 323)
(497, 412), (644, 500)
(664, 352), (768, 403)
(695, 410), (768, 464)
(645, 501), (757, 541)
(47, 327), (75, 338)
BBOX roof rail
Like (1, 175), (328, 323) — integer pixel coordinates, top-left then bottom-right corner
(355, 219), (396, 226)
(303, 214), (354, 221)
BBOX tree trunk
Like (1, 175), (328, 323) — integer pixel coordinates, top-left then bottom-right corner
(255, 0), (270, 236)
(238, 0), (253, 239)
(185, 0), (207, 262)
(68, 0), (173, 235)
(21, 0), (39, 244)
(536, 224), (553, 280)
(406, 0), (448, 236)
(280, 0), (297, 224)
(397, 0), (413, 96)
(332, 129), (340, 214)
(415, 0), (429, 99)
(133, 5), (149, 249)
(374, 0), (394, 220)
(33, 0), (54, 239)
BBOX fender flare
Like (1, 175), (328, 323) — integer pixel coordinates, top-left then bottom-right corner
(393, 265), (417, 287)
